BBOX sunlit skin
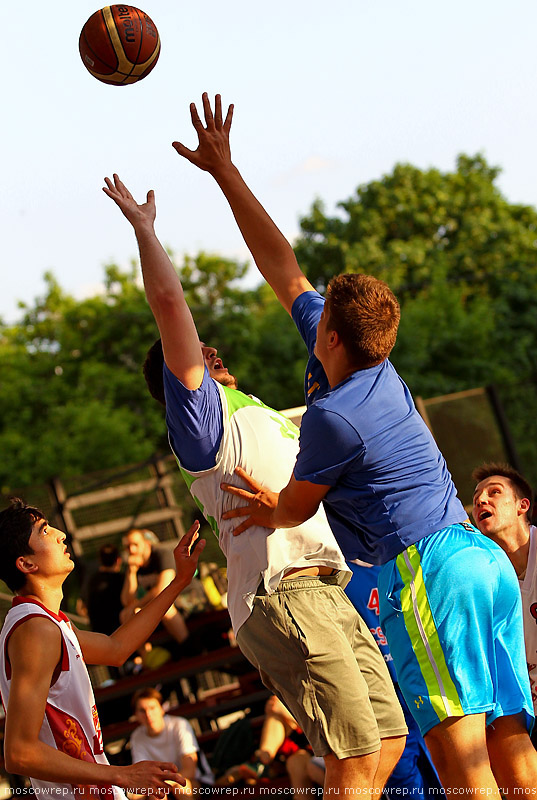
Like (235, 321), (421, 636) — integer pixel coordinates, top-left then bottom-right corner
(200, 341), (237, 389)
(472, 475), (531, 577)
(16, 519), (74, 596)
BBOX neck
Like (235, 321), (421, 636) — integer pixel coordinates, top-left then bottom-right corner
(20, 583), (64, 615)
(490, 522), (530, 578)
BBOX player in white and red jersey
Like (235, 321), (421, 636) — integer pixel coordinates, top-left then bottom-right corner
(0, 498), (204, 797)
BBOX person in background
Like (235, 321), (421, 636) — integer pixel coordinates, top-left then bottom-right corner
(85, 543), (124, 635)
(121, 528), (189, 646)
(130, 687), (213, 796)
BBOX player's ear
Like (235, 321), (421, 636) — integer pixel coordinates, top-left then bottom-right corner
(327, 328), (339, 349)
(15, 555), (38, 576)
(519, 497), (531, 516)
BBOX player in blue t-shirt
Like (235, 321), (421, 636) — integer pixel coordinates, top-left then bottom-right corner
(174, 92), (537, 795)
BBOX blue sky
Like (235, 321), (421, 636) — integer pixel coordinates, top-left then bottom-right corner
(2, 0), (537, 322)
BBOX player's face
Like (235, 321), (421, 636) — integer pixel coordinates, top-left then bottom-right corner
(26, 519), (74, 579)
(135, 697), (165, 735)
(472, 475), (527, 536)
(200, 342), (237, 389)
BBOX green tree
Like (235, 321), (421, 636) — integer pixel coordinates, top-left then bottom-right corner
(294, 153), (537, 485)
(295, 153), (537, 392)
(0, 254), (305, 491)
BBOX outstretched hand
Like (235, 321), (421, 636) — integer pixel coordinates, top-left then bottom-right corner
(102, 173), (156, 230)
(118, 759), (185, 792)
(221, 467), (279, 536)
(172, 93), (234, 175)
(173, 521), (206, 589)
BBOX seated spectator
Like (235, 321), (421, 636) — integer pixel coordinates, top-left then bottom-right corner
(121, 528), (189, 646)
(217, 695), (312, 790)
(130, 688), (213, 794)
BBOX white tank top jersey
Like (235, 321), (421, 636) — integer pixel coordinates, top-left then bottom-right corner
(520, 524), (537, 714)
(0, 597), (125, 800)
(171, 381), (350, 633)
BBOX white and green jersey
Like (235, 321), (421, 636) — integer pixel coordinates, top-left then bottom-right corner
(169, 379), (349, 633)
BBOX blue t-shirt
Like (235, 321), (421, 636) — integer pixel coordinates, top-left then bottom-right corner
(163, 363), (223, 472)
(291, 291), (466, 564)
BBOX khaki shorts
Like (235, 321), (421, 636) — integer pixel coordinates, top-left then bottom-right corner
(236, 574), (407, 758)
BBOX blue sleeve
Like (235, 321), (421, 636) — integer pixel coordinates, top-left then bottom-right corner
(163, 362), (223, 472)
(293, 404), (365, 485)
(291, 291), (325, 356)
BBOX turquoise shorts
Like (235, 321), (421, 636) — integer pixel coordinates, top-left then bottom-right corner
(378, 522), (534, 736)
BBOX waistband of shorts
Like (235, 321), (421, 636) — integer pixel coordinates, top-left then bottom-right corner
(256, 573), (342, 595)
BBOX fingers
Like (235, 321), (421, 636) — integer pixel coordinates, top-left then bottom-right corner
(180, 521), (200, 548)
(222, 505), (252, 520)
(189, 101), (204, 133)
(202, 92), (215, 130)
(233, 466), (262, 491)
(232, 518), (254, 536)
(223, 103), (234, 133)
(220, 484), (256, 502)
(214, 93), (223, 128)
(172, 141), (196, 163)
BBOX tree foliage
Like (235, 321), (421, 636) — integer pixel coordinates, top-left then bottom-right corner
(295, 153), (537, 394)
(2, 153), (537, 491)
(0, 255), (307, 491)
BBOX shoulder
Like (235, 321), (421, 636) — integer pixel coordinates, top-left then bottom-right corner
(302, 399), (361, 441)
(7, 614), (62, 671)
(291, 290), (324, 318)
(164, 362), (218, 407)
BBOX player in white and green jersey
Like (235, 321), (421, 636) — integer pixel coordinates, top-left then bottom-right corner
(104, 170), (408, 795)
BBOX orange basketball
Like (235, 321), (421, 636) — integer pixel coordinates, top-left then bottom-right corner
(79, 5), (160, 86)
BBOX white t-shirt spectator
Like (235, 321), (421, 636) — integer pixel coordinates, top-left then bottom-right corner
(130, 715), (213, 784)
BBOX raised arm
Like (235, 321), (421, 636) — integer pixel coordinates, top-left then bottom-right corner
(76, 523), (205, 666)
(173, 93), (314, 316)
(102, 175), (204, 389)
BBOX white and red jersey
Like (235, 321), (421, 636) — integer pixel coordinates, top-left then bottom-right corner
(0, 597), (125, 800)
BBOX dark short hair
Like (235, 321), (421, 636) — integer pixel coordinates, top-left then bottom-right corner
(0, 498), (45, 592)
(132, 686), (163, 711)
(325, 274), (401, 369)
(143, 339), (165, 406)
(472, 462), (534, 521)
(98, 543), (119, 568)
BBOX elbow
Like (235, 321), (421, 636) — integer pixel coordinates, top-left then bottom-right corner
(5, 742), (31, 776)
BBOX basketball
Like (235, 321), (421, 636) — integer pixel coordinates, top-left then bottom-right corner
(79, 5), (160, 86)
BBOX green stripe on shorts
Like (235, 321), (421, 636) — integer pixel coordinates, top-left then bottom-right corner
(396, 545), (464, 721)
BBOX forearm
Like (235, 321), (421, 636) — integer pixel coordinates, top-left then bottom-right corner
(121, 567), (139, 607)
(210, 163), (311, 313)
(6, 739), (123, 787)
(134, 223), (188, 319)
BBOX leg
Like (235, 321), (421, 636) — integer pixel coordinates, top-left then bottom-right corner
(306, 756), (326, 786)
(257, 695), (296, 763)
(162, 605), (189, 643)
(425, 713), (500, 794)
(286, 750), (316, 793)
(323, 750), (380, 792)
(373, 734), (406, 790)
(487, 712), (537, 798)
